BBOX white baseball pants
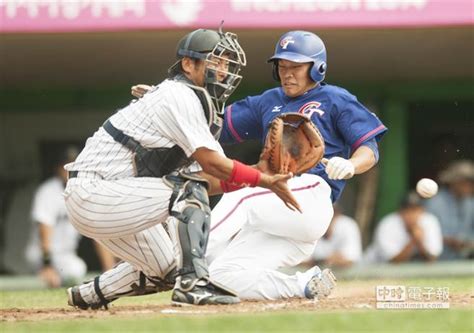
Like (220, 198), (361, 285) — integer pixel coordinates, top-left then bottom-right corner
(207, 174), (333, 300)
(64, 177), (177, 279)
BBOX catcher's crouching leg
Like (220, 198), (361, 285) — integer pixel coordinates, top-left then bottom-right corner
(67, 264), (176, 310)
(164, 173), (240, 306)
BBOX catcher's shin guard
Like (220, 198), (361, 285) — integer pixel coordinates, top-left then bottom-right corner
(164, 173), (212, 287)
(164, 173), (239, 305)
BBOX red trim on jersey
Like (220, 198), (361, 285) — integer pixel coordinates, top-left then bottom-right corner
(210, 180), (321, 232)
(351, 125), (387, 151)
(226, 105), (244, 143)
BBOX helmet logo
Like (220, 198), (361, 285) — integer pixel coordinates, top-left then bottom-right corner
(280, 36), (295, 50)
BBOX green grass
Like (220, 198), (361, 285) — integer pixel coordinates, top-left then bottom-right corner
(0, 289), (171, 309)
(1, 277), (473, 332)
(1, 309), (472, 333)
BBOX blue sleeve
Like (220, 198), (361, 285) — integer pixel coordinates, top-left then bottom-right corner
(360, 138), (379, 162)
(335, 94), (387, 152)
(220, 95), (263, 144)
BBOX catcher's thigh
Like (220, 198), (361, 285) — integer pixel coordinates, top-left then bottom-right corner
(64, 177), (172, 239)
(98, 224), (176, 278)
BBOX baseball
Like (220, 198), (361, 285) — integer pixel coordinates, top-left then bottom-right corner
(416, 178), (438, 198)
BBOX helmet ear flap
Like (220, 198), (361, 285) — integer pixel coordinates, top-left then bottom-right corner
(272, 62), (280, 81)
(309, 61), (327, 82)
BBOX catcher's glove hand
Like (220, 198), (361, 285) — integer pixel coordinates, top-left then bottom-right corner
(260, 113), (325, 175)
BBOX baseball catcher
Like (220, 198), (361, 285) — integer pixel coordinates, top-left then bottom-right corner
(260, 112), (325, 175)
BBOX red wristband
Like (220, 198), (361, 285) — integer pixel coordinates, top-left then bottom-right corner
(228, 160), (261, 187)
(220, 180), (243, 193)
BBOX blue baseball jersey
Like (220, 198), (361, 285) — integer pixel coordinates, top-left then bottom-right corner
(220, 83), (388, 202)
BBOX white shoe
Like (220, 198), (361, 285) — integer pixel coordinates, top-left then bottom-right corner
(304, 268), (337, 300)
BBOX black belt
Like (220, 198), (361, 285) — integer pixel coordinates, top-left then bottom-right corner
(68, 171), (78, 178)
(68, 171), (102, 180)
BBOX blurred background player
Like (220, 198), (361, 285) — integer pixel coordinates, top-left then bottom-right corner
(363, 191), (443, 263)
(25, 146), (116, 287)
(306, 205), (362, 268)
(425, 160), (474, 260)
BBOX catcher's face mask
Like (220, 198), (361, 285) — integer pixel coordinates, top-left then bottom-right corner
(169, 28), (246, 115)
(203, 32), (246, 115)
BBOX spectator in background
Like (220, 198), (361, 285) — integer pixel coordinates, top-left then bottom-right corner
(25, 146), (116, 287)
(362, 192), (443, 263)
(425, 160), (474, 260)
(307, 205), (362, 268)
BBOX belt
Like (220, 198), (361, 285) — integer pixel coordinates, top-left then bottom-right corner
(68, 171), (79, 179)
(68, 171), (103, 180)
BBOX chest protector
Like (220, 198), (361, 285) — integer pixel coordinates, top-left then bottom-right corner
(103, 79), (223, 178)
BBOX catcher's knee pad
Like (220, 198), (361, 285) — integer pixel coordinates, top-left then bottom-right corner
(166, 176), (211, 287)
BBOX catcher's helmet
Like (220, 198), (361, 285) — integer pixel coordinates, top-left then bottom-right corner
(168, 28), (246, 114)
(174, 29), (222, 60)
(268, 31), (327, 83)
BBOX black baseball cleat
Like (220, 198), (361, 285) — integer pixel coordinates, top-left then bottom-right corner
(171, 278), (240, 306)
(67, 286), (112, 310)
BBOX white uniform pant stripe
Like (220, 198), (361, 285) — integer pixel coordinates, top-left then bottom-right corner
(79, 262), (170, 305)
(67, 186), (168, 219)
(64, 178), (172, 239)
(69, 194), (163, 229)
(98, 224), (175, 278)
(65, 176), (177, 301)
(80, 262), (136, 303)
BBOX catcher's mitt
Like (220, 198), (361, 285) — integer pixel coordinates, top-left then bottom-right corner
(261, 113), (325, 175)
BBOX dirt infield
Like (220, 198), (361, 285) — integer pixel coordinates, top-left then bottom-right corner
(2, 283), (472, 322)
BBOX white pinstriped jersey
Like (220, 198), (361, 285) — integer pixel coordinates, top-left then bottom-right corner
(64, 78), (226, 283)
(65, 79), (224, 179)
